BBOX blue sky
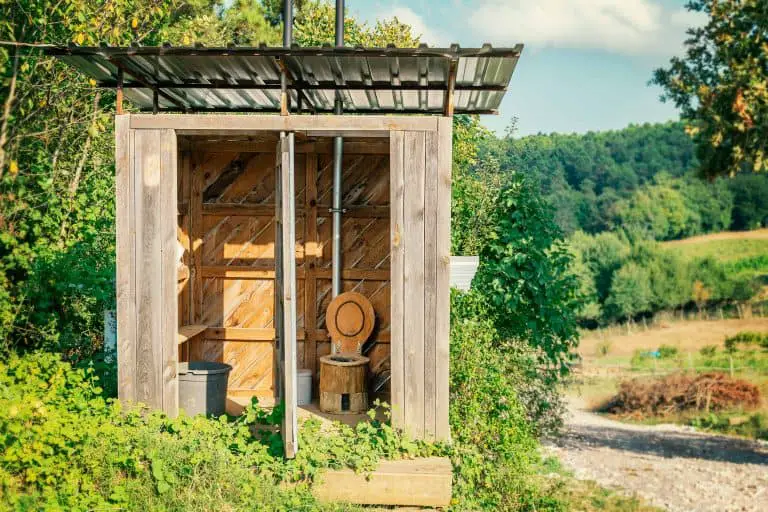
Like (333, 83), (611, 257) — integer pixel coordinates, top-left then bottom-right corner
(346, 0), (704, 136)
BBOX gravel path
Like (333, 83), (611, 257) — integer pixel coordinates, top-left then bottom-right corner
(545, 399), (768, 511)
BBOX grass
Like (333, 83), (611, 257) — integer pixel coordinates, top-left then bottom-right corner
(579, 317), (768, 360)
(620, 409), (768, 441)
(661, 229), (768, 260)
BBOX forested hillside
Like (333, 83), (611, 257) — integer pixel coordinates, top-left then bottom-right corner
(456, 121), (768, 326)
(477, 122), (768, 238)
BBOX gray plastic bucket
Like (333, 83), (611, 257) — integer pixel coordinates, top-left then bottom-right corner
(178, 361), (232, 417)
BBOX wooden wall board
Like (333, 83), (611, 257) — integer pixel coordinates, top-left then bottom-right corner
(130, 114), (439, 133)
(160, 129), (179, 415)
(387, 123), (451, 440)
(189, 339), (275, 395)
(178, 135), (391, 414)
(388, 130), (405, 429)
(435, 118), (453, 441)
(115, 115), (136, 402)
(402, 131), (426, 439)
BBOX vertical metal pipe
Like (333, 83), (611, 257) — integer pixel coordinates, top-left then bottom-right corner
(331, 0), (344, 298)
(335, 0), (344, 47)
(283, 0), (293, 47)
(280, 0), (292, 115)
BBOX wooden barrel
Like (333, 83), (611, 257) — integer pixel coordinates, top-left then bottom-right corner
(319, 353), (370, 414)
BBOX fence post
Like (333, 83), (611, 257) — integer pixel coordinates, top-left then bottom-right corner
(688, 352), (694, 373)
(729, 355), (734, 378)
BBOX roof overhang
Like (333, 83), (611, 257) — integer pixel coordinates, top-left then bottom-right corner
(46, 44), (523, 115)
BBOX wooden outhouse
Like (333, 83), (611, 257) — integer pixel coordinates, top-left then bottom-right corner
(49, 45), (522, 454)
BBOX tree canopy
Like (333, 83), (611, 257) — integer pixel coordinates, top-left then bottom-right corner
(652, 0), (768, 178)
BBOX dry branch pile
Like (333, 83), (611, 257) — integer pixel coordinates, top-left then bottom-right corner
(601, 373), (760, 416)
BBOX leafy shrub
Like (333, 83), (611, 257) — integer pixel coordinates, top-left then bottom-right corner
(473, 175), (581, 375)
(657, 344), (679, 359)
(449, 303), (551, 510)
(724, 331), (768, 352)
(699, 345), (718, 357)
(451, 289), (567, 437)
(690, 412), (768, 441)
(0, 352), (441, 511)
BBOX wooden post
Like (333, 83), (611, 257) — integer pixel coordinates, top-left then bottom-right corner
(116, 68), (124, 115)
(389, 131), (405, 430)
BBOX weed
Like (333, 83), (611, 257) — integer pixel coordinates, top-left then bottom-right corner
(596, 339), (612, 357)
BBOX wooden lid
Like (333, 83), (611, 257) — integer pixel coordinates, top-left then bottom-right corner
(325, 292), (375, 352)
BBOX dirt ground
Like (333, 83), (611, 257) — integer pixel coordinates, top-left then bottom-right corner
(579, 318), (768, 359)
(545, 397), (768, 512)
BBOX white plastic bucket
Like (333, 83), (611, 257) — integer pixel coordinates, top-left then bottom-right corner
(298, 369), (313, 405)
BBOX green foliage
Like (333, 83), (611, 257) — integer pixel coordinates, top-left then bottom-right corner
(293, 0), (420, 47)
(652, 0), (768, 178)
(605, 262), (652, 320)
(689, 412), (768, 441)
(0, 0), (423, 363)
(472, 175), (581, 376)
(728, 174), (768, 229)
(724, 331), (768, 352)
(657, 345), (679, 359)
(0, 352), (442, 511)
(699, 345), (718, 357)
(569, 231), (763, 324)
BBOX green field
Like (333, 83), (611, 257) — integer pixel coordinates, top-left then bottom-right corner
(662, 230), (768, 282)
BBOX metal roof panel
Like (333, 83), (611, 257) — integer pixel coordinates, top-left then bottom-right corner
(47, 45), (523, 115)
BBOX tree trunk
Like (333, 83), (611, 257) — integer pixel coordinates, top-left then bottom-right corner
(0, 46), (21, 178)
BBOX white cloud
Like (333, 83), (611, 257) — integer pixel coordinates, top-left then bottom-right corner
(468, 0), (706, 56)
(389, 7), (448, 47)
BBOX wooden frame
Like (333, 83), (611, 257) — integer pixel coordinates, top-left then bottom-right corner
(115, 113), (451, 443)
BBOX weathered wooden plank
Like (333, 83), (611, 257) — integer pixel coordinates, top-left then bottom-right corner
(199, 265), (389, 281)
(389, 131), (405, 429)
(206, 327), (275, 341)
(304, 152), (318, 387)
(423, 129), (439, 439)
(276, 133), (298, 458)
(130, 114), (439, 133)
(134, 129), (164, 409)
(190, 154), (204, 324)
(192, 139), (389, 155)
(403, 131), (426, 439)
(160, 129), (179, 416)
(202, 203), (387, 218)
(115, 115), (136, 403)
(312, 457), (452, 507)
(435, 117), (453, 441)
(178, 324), (207, 344)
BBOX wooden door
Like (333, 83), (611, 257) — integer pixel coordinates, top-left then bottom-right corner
(275, 132), (298, 458)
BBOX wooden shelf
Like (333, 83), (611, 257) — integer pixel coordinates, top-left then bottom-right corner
(178, 324), (207, 345)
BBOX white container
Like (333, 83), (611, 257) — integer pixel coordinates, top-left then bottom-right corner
(298, 369), (313, 406)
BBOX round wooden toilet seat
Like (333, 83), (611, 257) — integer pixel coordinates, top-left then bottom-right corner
(325, 291), (375, 353)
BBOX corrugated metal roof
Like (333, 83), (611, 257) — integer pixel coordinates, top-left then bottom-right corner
(450, 256), (480, 291)
(46, 44), (522, 115)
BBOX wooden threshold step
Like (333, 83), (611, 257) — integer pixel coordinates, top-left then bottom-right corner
(312, 456), (452, 508)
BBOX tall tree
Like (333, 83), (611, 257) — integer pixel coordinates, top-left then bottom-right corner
(652, 0), (768, 178)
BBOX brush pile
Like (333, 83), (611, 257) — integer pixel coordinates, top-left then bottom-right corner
(601, 373), (760, 416)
